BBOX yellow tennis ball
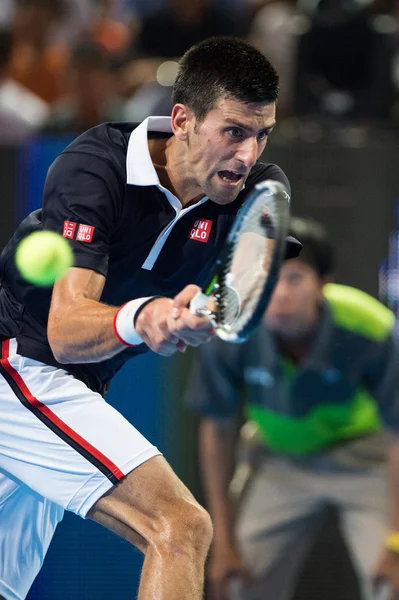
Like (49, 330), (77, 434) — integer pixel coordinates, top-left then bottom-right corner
(16, 231), (74, 286)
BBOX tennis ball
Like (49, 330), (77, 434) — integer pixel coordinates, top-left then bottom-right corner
(15, 231), (74, 286)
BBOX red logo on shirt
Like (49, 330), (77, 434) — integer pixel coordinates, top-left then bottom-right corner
(63, 221), (77, 239)
(189, 219), (213, 243)
(76, 224), (95, 243)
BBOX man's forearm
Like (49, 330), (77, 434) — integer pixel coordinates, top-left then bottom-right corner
(48, 298), (125, 364)
(199, 417), (238, 544)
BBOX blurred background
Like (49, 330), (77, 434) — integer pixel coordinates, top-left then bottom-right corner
(1, 0), (399, 597)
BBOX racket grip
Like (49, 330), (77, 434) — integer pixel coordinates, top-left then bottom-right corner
(189, 291), (212, 316)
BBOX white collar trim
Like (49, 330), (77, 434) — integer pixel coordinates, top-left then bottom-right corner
(126, 116), (173, 186)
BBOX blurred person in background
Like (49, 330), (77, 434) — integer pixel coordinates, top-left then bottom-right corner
(186, 217), (399, 600)
(248, 0), (300, 118)
(293, 0), (396, 129)
(8, 0), (70, 105)
(88, 0), (132, 56)
(0, 0), (14, 26)
(121, 0), (243, 114)
(135, 0), (242, 59)
(42, 41), (125, 135)
(10, 0), (73, 104)
(0, 27), (49, 143)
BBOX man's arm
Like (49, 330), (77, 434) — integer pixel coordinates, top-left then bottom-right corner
(185, 338), (249, 599)
(199, 417), (250, 600)
(199, 417), (239, 546)
(387, 434), (399, 531)
(362, 331), (399, 598)
(48, 268), (214, 364)
(373, 433), (399, 600)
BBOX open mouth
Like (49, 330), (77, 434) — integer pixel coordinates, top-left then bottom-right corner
(218, 170), (244, 185)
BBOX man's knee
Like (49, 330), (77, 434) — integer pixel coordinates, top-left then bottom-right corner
(90, 456), (213, 557)
(154, 500), (213, 558)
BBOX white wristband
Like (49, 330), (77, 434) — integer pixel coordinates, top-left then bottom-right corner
(113, 297), (157, 346)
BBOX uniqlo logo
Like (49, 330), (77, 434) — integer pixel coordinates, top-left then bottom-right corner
(63, 221), (77, 239)
(189, 219), (213, 243)
(76, 224), (95, 243)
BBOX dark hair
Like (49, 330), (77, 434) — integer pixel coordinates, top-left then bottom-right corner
(172, 36), (279, 122)
(289, 217), (334, 277)
(0, 29), (12, 71)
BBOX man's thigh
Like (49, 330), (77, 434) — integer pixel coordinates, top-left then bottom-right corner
(232, 454), (326, 598)
(336, 466), (389, 599)
(0, 467), (63, 600)
(88, 453), (207, 552)
(0, 339), (161, 518)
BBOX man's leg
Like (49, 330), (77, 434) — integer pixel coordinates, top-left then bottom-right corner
(0, 339), (211, 600)
(0, 467), (63, 600)
(337, 465), (388, 600)
(89, 455), (212, 600)
(229, 453), (327, 600)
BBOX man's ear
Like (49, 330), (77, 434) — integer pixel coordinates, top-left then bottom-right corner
(171, 104), (194, 142)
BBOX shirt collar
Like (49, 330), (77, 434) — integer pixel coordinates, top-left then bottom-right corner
(126, 116), (173, 186)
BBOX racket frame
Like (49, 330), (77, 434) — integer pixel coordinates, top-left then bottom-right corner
(190, 179), (290, 342)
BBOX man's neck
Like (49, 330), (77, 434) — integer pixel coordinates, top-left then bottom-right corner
(276, 318), (321, 365)
(148, 136), (204, 207)
(277, 336), (313, 364)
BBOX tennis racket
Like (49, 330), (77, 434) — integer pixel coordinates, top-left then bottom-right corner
(190, 179), (290, 342)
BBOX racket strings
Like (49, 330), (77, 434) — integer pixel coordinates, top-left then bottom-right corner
(218, 200), (275, 332)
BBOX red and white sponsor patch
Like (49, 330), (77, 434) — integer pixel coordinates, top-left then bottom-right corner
(76, 224), (95, 243)
(189, 219), (213, 243)
(63, 220), (77, 239)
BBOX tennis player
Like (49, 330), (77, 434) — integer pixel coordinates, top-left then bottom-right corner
(187, 218), (399, 600)
(0, 37), (300, 600)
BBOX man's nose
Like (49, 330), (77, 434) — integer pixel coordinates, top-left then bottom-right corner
(272, 280), (290, 301)
(235, 137), (259, 169)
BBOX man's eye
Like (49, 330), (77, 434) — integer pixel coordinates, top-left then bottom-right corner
(288, 275), (302, 284)
(227, 128), (243, 138)
(257, 132), (267, 141)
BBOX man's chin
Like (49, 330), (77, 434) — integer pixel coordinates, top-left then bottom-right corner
(207, 187), (241, 205)
(267, 318), (297, 335)
(269, 324), (309, 341)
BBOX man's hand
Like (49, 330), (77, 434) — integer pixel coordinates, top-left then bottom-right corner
(135, 285), (215, 356)
(207, 539), (251, 600)
(373, 548), (399, 600)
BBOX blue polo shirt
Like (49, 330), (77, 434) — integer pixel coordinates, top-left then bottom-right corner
(188, 284), (399, 454)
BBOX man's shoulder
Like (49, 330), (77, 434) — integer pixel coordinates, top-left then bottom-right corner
(324, 283), (395, 342)
(245, 161), (291, 198)
(59, 121), (140, 170)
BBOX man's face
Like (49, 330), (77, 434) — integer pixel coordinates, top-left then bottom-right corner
(184, 98), (276, 204)
(266, 260), (325, 338)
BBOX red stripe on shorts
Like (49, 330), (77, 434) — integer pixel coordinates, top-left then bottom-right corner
(0, 339), (125, 481)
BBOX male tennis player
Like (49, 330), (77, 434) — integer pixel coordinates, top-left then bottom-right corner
(0, 37), (300, 600)
(187, 218), (399, 600)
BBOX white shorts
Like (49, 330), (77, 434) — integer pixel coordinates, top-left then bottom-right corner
(0, 339), (161, 600)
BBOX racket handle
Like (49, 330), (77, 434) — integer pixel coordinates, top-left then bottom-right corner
(189, 291), (213, 317)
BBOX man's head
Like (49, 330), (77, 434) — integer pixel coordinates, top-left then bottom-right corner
(172, 36), (279, 122)
(266, 218), (334, 339)
(170, 37), (279, 205)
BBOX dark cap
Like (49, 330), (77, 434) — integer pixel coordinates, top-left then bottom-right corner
(285, 235), (302, 259)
